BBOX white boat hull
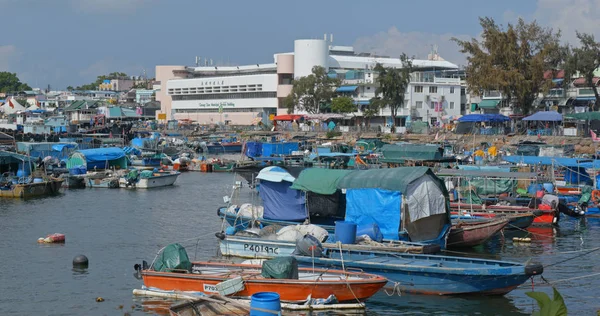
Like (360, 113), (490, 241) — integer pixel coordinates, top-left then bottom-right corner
(120, 172), (180, 189)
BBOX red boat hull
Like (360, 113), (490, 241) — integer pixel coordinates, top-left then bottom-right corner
(451, 203), (556, 226)
(448, 218), (509, 248)
(142, 262), (386, 303)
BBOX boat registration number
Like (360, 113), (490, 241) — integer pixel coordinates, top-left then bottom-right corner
(203, 284), (219, 293)
(243, 244), (279, 254)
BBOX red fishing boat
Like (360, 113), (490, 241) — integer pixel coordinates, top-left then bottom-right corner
(448, 217), (509, 248)
(138, 261), (386, 303)
(450, 203), (557, 226)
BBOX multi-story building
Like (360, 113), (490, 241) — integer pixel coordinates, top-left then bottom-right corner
(156, 38), (461, 128)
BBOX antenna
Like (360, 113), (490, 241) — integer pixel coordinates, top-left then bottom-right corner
(324, 33), (327, 41)
(195, 56), (199, 66)
(330, 34), (333, 43)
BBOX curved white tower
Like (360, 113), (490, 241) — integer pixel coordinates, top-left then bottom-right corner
(293, 39), (328, 78)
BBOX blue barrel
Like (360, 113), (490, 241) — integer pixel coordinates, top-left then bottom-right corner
(250, 292), (280, 316)
(543, 183), (554, 193)
(335, 221), (357, 244)
(356, 222), (383, 242)
(528, 183), (543, 195)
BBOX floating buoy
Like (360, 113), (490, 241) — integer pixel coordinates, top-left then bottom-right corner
(37, 233), (65, 243)
(73, 255), (89, 268)
(96, 297), (104, 302)
(513, 237), (532, 243)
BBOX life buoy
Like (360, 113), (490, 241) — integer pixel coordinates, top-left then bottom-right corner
(592, 190), (600, 203)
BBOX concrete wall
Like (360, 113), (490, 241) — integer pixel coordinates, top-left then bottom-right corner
(294, 39), (328, 78)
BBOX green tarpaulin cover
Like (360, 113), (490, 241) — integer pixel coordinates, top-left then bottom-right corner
(462, 178), (515, 196)
(337, 166), (447, 195)
(152, 243), (191, 272)
(410, 121), (429, 134)
(565, 112), (600, 120)
(380, 144), (442, 163)
(261, 256), (299, 279)
(290, 168), (352, 195)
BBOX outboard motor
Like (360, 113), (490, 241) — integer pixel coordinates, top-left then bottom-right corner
(133, 260), (149, 280)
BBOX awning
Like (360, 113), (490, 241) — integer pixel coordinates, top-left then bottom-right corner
(478, 99), (501, 109)
(458, 114), (510, 122)
(336, 86), (358, 93)
(522, 111), (562, 121)
(356, 100), (370, 105)
(272, 114), (305, 121)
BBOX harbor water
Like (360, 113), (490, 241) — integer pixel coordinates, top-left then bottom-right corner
(1, 172), (600, 315)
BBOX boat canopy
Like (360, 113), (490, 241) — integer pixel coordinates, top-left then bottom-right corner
(380, 144), (444, 162)
(258, 167), (306, 221)
(16, 142), (78, 160)
(290, 169), (352, 195)
(337, 167), (450, 241)
(67, 147), (128, 170)
(0, 150), (32, 164)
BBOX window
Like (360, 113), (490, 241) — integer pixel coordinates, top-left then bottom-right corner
(429, 86), (437, 93)
(450, 101), (455, 109)
(416, 101), (423, 109)
(171, 91), (276, 101)
(430, 102), (435, 110)
(414, 86), (423, 93)
(450, 87), (455, 94)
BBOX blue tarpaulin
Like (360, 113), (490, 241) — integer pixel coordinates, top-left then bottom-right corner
(458, 114), (510, 123)
(261, 143), (299, 157)
(564, 167), (592, 185)
(79, 147), (125, 162)
(259, 180), (306, 221)
(51, 144), (76, 152)
(522, 111), (562, 121)
(345, 188), (401, 240)
(245, 142), (263, 158)
(503, 156), (600, 168)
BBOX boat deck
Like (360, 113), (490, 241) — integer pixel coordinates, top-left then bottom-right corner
(191, 264), (369, 282)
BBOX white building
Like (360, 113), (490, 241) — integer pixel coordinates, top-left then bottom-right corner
(157, 37), (463, 128)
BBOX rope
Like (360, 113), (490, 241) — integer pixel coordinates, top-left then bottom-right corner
(544, 247), (600, 269)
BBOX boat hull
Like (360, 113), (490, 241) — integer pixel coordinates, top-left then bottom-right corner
(87, 177), (120, 188)
(141, 262), (386, 303)
(451, 203), (557, 226)
(0, 179), (63, 198)
(448, 218), (509, 248)
(296, 249), (542, 296)
(207, 144), (243, 154)
(121, 172), (180, 189)
(218, 235), (438, 259)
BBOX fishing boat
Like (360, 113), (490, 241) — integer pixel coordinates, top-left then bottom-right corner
(293, 248), (544, 296)
(217, 234), (440, 259)
(220, 167), (452, 249)
(135, 261), (386, 303)
(448, 217), (509, 248)
(121, 170), (180, 189)
(452, 212), (535, 230)
(0, 151), (64, 198)
(451, 202), (557, 226)
(0, 177), (63, 198)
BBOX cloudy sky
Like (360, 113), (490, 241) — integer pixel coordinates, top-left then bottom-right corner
(0, 0), (596, 89)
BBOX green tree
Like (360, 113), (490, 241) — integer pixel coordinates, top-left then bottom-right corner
(331, 96), (357, 114)
(284, 66), (340, 114)
(564, 32), (600, 111)
(363, 97), (384, 127)
(373, 53), (412, 129)
(66, 86), (74, 91)
(0, 72), (31, 93)
(453, 17), (563, 115)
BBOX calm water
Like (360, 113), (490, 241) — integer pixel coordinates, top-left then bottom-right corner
(1, 172), (599, 315)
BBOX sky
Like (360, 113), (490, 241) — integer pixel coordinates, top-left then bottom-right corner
(0, 0), (598, 90)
